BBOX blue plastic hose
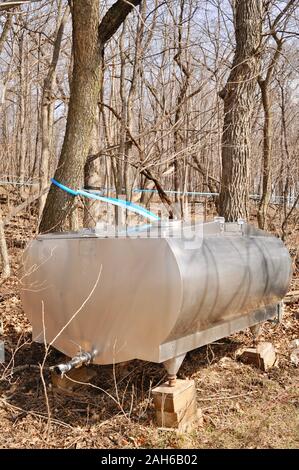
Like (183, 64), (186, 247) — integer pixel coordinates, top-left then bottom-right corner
(51, 178), (160, 221)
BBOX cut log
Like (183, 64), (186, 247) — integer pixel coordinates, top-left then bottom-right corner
(239, 342), (276, 371)
(284, 291), (299, 304)
(152, 379), (201, 431)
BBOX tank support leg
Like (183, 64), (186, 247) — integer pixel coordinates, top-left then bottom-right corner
(276, 301), (284, 323)
(249, 323), (263, 345)
(163, 353), (186, 387)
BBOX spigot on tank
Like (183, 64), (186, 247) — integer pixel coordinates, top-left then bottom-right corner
(214, 216), (225, 232)
(50, 351), (95, 377)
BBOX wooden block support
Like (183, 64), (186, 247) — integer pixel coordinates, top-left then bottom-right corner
(239, 342), (276, 371)
(152, 379), (200, 431)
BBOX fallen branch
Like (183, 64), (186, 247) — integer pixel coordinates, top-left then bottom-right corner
(0, 397), (73, 429)
(7, 364), (49, 374)
(197, 391), (257, 401)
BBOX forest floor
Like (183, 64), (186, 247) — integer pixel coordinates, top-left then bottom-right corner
(0, 201), (298, 449)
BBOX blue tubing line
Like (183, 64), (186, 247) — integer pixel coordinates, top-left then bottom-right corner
(78, 189), (160, 221)
(51, 178), (160, 221)
(51, 178), (79, 196)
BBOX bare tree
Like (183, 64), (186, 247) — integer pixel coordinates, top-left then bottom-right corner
(257, 0), (298, 229)
(219, 0), (262, 221)
(39, 0), (142, 233)
(39, 2), (69, 218)
(0, 11), (13, 279)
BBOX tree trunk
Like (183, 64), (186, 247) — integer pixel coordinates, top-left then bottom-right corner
(39, 1), (101, 233)
(0, 208), (10, 279)
(39, 5), (69, 220)
(173, 0), (190, 214)
(257, 78), (272, 229)
(219, 0), (262, 221)
(83, 105), (102, 228)
(18, 30), (27, 195)
(257, 35), (283, 229)
(0, 13), (13, 279)
(39, 0), (142, 233)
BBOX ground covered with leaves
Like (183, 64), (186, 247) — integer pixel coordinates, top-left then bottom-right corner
(0, 204), (298, 449)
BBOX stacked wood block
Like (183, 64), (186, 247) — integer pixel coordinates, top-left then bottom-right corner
(152, 379), (200, 431)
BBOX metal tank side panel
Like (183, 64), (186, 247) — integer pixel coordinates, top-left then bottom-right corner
(21, 237), (183, 363)
(164, 233), (291, 343)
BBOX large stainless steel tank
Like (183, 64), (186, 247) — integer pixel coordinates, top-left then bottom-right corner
(21, 220), (292, 376)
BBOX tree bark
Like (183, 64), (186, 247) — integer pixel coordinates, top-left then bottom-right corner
(219, 0), (262, 221)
